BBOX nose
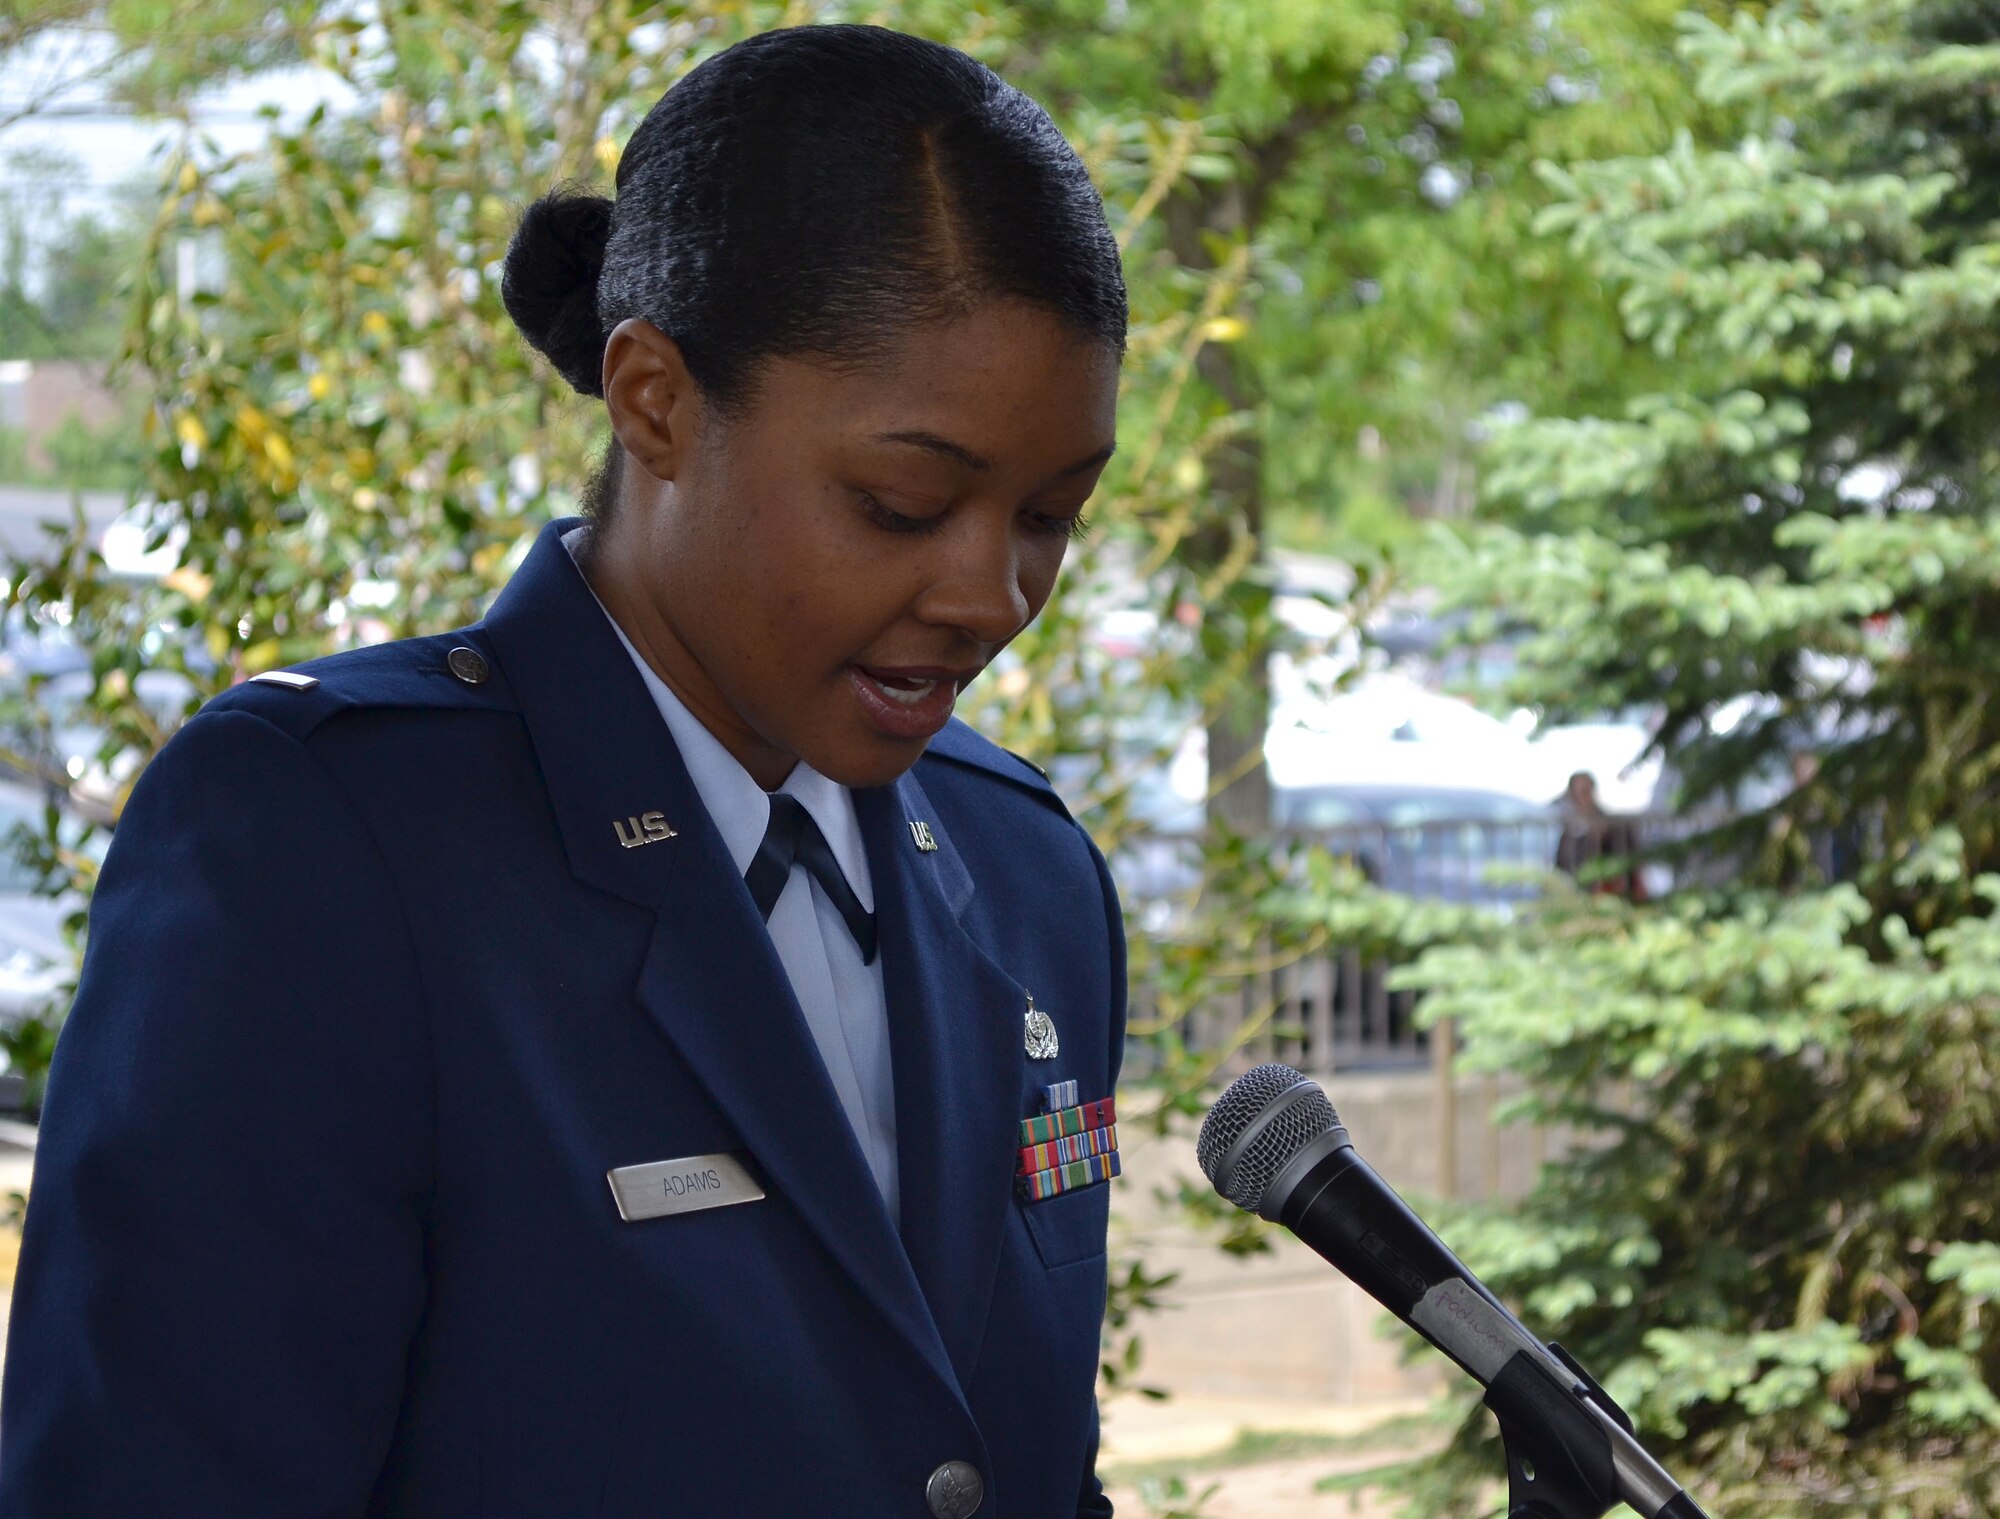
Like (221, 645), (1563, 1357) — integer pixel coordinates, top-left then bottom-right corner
(914, 513), (1033, 647)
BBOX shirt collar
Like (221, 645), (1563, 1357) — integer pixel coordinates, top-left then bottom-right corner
(559, 526), (874, 909)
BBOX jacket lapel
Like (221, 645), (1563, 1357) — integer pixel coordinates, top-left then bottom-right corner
(857, 770), (1023, 1382)
(632, 825), (953, 1387)
(482, 521), (954, 1393)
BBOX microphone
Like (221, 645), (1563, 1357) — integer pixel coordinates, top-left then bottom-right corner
(1197, 1063), (1712, 1519)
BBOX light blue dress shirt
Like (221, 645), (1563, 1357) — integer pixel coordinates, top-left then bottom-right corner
(563, 529), (900, 1225)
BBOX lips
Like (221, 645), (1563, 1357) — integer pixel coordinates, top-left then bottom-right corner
(849, 664), (975, 742)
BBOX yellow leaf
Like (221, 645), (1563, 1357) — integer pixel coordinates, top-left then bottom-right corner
(177, 161), (199, 194)
(205, 624), (233, 663)
(264, 432), (295, 472)
(242, 639), (283, 674)
(235, 404), (268, 446)
(362, 311), (393, 339)
(594, 136), (621, 173)
(191, 194), (223, 228)
(164, 567), (212, 604)
(175, 412), (208, 451)
(1198, 315), (1248, 343)
(471, 541), (509, 577)
(308, 373), (332, 401)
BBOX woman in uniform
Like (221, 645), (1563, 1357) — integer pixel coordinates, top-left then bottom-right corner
(0, 25), (1128, 1518)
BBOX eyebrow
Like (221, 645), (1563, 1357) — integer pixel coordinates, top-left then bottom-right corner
(873, 430), (1117, 482)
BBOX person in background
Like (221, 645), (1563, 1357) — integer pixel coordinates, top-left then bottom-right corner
(1555, 769), (1647, 900)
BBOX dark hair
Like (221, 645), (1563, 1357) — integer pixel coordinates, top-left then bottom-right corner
(501, 25), (1128, 519)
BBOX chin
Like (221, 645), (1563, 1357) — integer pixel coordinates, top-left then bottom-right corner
(811, 734), (933, 791)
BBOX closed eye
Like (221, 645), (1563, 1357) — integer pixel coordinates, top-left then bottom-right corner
(1031, 510), (1093, 542)
(857, 491), (946, 536)
(860, 490), (1092, 543)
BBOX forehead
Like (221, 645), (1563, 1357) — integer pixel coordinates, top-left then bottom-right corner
(744, 301), (1119, 470)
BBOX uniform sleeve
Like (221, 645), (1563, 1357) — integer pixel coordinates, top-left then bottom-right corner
(1078, 827), (1127, 1519)
(0, 708), (434, 1519)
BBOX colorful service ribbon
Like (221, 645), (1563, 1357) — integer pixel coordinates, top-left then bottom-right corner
(1017, 1094), (1121, 1201)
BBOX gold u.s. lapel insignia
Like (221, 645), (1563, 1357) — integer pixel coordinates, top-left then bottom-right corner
(613, 810), (678, 849)
(1023, 991), (1059, 1060)
(908, 819), (938, 852)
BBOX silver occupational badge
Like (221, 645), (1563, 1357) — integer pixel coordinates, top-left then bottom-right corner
(1023, 992), (1060, 1061)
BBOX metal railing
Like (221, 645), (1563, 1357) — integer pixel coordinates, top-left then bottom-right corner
(1121, 810), (1718, 1075)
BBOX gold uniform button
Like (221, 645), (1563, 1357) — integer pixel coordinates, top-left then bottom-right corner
(446, 646), (489, 685)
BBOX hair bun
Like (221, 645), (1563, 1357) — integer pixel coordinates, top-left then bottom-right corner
(501, 188), (615, 397)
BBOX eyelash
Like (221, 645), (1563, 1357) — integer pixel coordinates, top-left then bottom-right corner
(1056, 512), (1094, 542)
(858, 493), (1093, 542)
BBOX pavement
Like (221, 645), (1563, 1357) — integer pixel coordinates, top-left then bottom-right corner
(1098, 1392), (1437, 1517)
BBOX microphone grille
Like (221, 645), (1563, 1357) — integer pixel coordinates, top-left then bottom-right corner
(1196, 1062), (1340, 1213)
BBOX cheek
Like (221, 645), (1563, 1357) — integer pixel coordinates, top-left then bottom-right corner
(1018, 542), (1068, 618)
(723, 500), (901, 655)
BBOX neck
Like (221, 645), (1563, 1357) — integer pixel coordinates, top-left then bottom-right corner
(575, 520), (799, 791)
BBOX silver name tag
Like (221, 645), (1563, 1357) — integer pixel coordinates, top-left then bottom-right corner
(606, 1152), (765, 1222)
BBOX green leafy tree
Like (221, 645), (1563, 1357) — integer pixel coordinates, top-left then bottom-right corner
(1003, 0), (1741, 827)
(1319, 2), (2000, 1511)
(1, 0), (319, 123)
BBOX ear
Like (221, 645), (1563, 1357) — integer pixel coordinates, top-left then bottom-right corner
(601, 318), (704, 483)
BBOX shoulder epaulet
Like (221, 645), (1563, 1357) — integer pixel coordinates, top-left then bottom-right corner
(923, 720), (1063, 803)
(198, 628), (515, 743)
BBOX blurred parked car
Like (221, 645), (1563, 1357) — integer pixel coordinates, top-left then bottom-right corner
(1275, 783), (1559, 907)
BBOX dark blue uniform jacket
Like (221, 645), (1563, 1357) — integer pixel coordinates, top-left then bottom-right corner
(0, 519), (1126, 1518)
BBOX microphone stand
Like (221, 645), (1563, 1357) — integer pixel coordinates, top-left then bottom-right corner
(1484, 1341), (1712, 1519)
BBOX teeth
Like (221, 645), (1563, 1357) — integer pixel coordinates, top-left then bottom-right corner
(875, 675), (938, 706)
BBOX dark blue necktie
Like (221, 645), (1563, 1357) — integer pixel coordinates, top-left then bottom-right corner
(744, 793), (877, 965)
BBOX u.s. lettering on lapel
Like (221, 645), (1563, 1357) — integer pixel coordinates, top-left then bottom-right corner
(613, 810), (678, 849)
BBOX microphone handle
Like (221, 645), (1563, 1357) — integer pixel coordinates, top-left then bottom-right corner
(1272, 1139), (1546, 1380)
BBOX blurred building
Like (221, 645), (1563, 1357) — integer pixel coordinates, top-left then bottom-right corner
(0, 359), (122, 473)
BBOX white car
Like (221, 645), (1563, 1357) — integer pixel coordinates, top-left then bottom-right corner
(1268, 673), (1558, 801)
